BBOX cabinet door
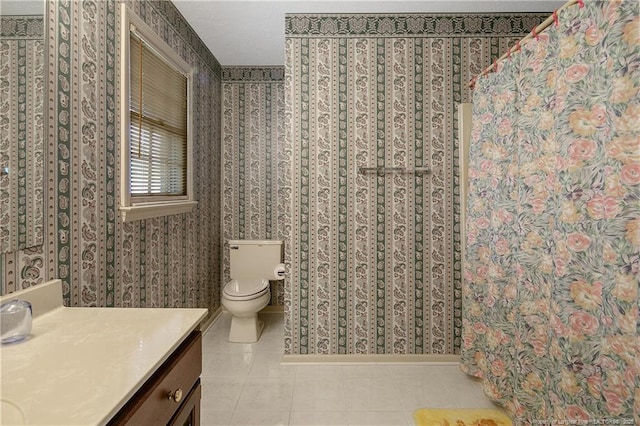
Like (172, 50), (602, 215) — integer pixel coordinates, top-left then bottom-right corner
(169, 380), (201, 426)
(108, 331), (202, 425)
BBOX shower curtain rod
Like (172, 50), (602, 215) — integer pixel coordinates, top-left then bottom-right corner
(470, 0), (580, 87)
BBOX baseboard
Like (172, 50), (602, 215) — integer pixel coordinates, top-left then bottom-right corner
(200, 306), (223, 334)
(219, 305), (285, 314)
(282, 354), (460, 365)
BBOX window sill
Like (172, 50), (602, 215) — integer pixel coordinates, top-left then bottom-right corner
(120, 200), (197, 222)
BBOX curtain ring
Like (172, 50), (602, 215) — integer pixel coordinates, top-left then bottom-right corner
(532, 25), (539, 41)
(578, 0), (585, 8)
(553, 10), (559, 27)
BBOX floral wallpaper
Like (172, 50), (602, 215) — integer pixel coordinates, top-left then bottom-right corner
(222, 66), (287, 305)
(284, 13), (548, 355)
(461, 0), (639, 423)
(1, 0), (222, 318)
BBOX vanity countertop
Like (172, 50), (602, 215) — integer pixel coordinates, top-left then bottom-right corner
(0, 280), (208, 425)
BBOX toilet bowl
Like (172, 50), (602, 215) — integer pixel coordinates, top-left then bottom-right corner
(222, 278), (270, 342)
(221, 240), (284, 343)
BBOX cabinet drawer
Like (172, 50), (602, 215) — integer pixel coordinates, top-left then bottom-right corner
(169, 380), (201, 426)
(109, 331), (202, 425)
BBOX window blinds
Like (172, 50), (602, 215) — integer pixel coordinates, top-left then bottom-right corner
(129, 33), (187, 199)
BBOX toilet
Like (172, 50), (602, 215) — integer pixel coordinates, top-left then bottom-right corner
(222, 240), (284, 343)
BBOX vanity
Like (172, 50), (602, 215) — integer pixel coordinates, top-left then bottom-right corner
(0, 280), (208, 425)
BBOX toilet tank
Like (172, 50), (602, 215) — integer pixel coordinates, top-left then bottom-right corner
(229, 240), (283, 280)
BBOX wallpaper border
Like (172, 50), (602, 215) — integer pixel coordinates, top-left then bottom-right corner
(285, 13), (550, 37)
(222, 67), (285, 82)
(0, 16), (44, 39)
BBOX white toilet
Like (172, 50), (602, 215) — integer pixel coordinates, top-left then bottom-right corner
(222, 240), (284, 343)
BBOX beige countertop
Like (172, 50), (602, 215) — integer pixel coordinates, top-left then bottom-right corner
(0, 280), (208, 426)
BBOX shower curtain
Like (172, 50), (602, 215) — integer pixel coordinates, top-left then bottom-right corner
(461, 0), (639, 424)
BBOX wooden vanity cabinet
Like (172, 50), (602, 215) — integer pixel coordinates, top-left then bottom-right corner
(108, 331), (202, 426)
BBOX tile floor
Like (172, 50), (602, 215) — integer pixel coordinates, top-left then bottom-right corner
(201, 312), (499, 426)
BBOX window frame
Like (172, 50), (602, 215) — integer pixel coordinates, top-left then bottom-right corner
(119, 5), (197, 222)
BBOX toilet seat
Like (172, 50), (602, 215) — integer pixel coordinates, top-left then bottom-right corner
(223, 278), (270, 301)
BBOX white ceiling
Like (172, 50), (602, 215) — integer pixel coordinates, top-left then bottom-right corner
(2, 1), (43, 15)
(172, 0), (564, 66)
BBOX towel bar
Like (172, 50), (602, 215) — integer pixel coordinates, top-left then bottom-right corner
(358, 166), (430, 174)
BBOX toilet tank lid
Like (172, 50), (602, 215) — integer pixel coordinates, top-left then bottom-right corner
(228, 240), (283, 246)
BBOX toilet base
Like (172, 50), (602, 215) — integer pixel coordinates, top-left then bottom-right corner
(222, 287), (270, 343)
(228, 313), (264, 343)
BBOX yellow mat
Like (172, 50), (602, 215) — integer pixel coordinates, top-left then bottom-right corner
(413, 408), (513, 426)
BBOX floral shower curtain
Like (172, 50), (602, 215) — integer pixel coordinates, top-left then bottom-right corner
(461, 0), (639, 424)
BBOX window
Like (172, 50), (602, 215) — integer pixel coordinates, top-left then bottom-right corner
(119, 5), (196, 222)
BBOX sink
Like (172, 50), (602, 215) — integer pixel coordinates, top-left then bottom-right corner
(1, 399), (25, 425)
